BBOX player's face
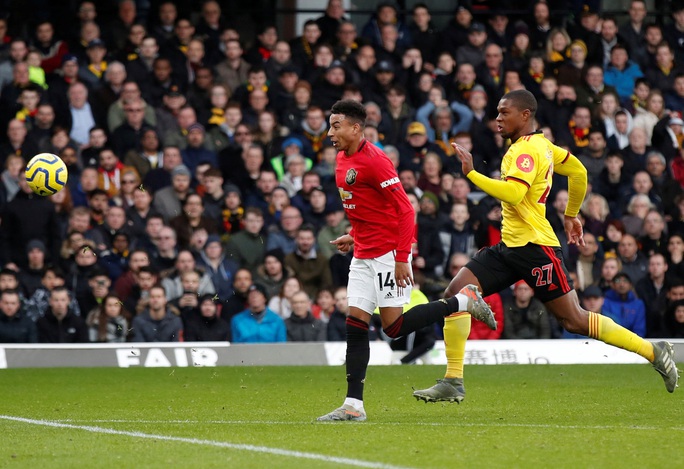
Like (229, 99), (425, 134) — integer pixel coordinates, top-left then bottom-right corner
(328, 113), (361, 154)
(495, 98), (526, 140)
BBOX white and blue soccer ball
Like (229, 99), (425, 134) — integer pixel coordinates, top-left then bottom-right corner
(25, 153), (68, 196)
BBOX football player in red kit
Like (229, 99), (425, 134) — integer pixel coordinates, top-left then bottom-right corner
(316, 100), (496, 421)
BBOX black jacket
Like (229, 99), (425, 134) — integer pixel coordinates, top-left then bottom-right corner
(37, 308), (89, 343)
(0, 310), (37, 343)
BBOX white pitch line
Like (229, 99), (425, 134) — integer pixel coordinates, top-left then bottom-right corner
(50, 419), (684, 432)
(0, 415), (415, 469)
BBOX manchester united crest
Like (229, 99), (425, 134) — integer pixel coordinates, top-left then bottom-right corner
(345, 168), (357, 185)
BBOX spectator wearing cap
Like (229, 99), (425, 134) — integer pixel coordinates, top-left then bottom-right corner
(602, 272), (647, 336)
(360, 2), (411, 51)
(181, 122), (218, 173)
(197, 234), (239, 301)
(396, 121), (447, 174)
(231, 282), (286, 343)
(502, 280), (552, 339)
(19, 240), (48, 297)
(440, 6), (473, 57)
(270, 136), (312, 181)
(455, 21), (487, 68)
(254, 247), (295, 299)
(555, 39), (588, 88)
(567, 5), (602, 66)
(153, 163), (193, 222)
(486, 11), (514, 52)
(77, 38), (109, 89)
(312, 60), (346, 111)
(366, 59), (395, 107)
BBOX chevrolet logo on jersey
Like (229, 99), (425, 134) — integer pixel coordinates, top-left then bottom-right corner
(338, 188), (352, 200)
(345, 168), (357, 185)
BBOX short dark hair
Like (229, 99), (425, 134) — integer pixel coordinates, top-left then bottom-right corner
(502, 89), (537, 116)
(330, 99), (367, 127)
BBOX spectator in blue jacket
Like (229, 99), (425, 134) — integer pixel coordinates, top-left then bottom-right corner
(602, 272), (647, 336)
(231, 283), (286, 343)
(604, 44), (643, 102)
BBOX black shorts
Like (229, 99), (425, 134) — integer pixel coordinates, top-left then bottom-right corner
(466, 242), (574, 303)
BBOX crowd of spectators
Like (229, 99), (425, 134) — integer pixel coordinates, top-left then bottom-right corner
(0, 0), (683, 350)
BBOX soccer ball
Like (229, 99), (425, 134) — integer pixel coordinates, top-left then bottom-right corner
(25, 153), (68, 196)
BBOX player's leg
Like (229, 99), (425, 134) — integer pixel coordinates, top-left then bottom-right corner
(525, 244), (679, 393)
(376, 250), (494, 339)
(545, 292), (679, 392)
(414, 245), (515, 403)
(317, 259), (375, 422)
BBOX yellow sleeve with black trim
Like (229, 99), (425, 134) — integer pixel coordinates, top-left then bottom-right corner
(552, 147), (587, 218)
(467, 171), (528, 205)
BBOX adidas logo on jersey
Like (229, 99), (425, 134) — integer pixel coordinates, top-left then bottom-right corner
(384, 291), (394, 299)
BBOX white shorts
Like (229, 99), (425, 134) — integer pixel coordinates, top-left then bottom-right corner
(347, 251), (412, 315)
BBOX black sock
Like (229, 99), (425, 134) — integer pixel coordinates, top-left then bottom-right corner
(345, 316), (369, 401)
(384, 298), (458, 338)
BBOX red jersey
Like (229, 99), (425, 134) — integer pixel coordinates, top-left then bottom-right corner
(335, 140), (415, 262)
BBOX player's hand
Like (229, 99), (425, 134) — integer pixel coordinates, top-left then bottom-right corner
(564, 215), (585, 246)
(330, 234), (354, 253)
(395, 261), (414, 288)
(451, 143), (474, 175)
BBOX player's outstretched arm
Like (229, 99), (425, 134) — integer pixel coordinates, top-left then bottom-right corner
(452, 143), (527, 205)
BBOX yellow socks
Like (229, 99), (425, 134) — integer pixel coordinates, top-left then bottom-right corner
(443, 313), (471, 379)
(588, 312), (654, 362)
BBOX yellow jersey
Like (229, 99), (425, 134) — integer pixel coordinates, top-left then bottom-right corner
(499, 132), (570, 247)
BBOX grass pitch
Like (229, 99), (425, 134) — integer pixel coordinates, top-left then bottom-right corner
(0, 364), (681, 469)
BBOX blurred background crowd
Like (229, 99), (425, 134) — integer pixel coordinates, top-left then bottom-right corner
(0, 0), (682, 357)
